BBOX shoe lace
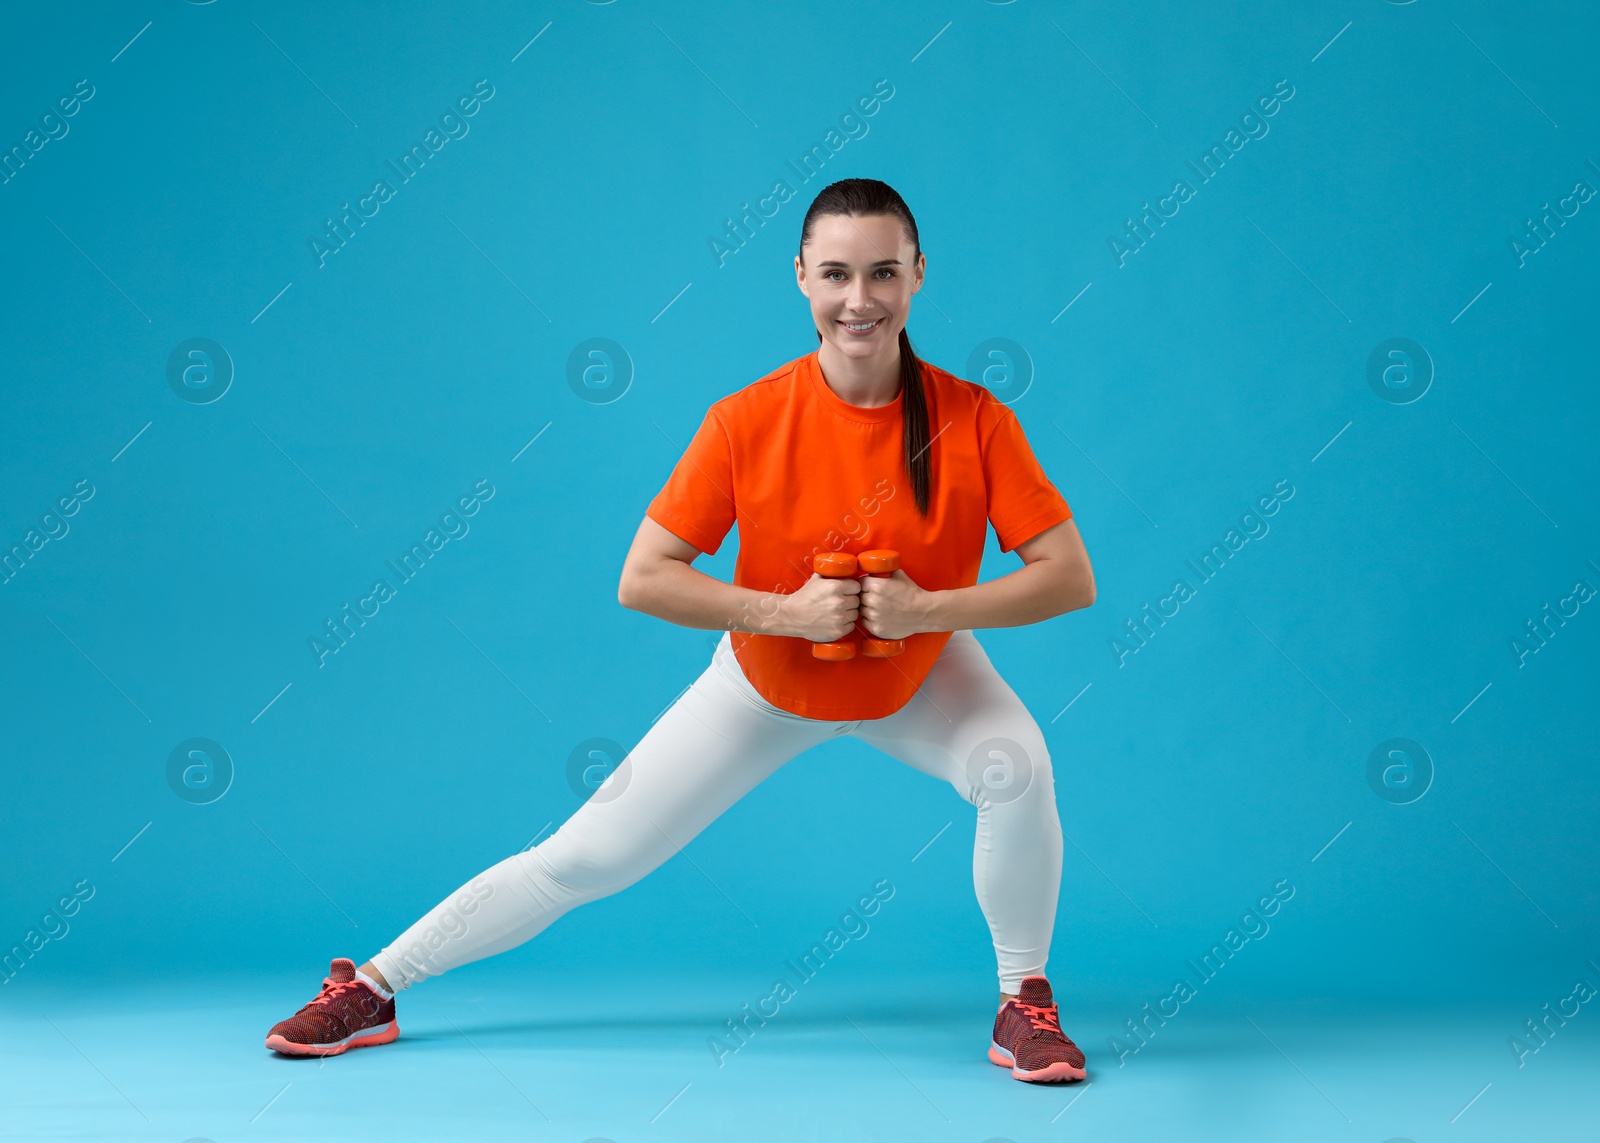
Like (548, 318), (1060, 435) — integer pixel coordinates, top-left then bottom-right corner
(299, 975), (365, 1014)
(1014, 999), (1065, 1039)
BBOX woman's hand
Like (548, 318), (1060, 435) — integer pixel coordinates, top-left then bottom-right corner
(859, 568), (937, 641)
(770, 573), (862, 642)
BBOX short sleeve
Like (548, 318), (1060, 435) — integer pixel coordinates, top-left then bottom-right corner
(980, 399), (1072, 553)
(645, 407), (737, 555)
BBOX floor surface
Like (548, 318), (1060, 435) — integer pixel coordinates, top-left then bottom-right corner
(2, 970), (1593, 1141)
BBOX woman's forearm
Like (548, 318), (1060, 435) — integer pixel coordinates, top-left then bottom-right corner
(620, 558), (797, 637)
(923, 559), (1092, 632)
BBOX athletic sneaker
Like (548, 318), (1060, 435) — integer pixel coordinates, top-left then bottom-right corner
(989, 975), (1086, 1082)
(265, 957), (398, 1057)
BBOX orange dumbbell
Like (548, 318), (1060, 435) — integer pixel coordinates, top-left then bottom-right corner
(857, 550), (906, 658)
(809, 549), (905, 660)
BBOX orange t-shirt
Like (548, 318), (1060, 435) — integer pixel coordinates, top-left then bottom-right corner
(645, 348), (1072, 720)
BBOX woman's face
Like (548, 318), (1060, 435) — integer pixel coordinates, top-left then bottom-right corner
(795, 213), (925, 365)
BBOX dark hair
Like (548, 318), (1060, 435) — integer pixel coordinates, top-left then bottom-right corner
(797, 178), (931, 516)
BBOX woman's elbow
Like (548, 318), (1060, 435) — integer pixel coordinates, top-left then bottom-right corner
(617, 569), (644, 611)
(1070, 570), (1096, 612)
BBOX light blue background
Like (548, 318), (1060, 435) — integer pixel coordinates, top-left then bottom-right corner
(2, 1), (1596, 1140)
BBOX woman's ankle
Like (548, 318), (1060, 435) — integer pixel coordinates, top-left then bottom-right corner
(356, 961), (393, 993)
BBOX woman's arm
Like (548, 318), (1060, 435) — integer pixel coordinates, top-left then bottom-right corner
(617, 515), (858, 640)
(864, 517), (1094, 636)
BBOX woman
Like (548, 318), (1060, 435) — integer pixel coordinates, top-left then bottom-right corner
(265, 178), (1097, 1083)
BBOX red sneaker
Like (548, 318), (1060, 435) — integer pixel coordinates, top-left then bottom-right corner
(265, 958), (398, 1057)
(989, 976), (1086, 1082)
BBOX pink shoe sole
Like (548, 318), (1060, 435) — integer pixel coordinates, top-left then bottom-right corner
(266, 1020), (400, 1057)
(989, 1041), (1086, 1082)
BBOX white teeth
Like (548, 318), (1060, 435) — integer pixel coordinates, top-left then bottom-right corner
(843, 319), (879, 331)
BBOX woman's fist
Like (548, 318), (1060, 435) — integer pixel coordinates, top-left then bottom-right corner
(775, 572), (861, 643)
(858, 568), (933, 642)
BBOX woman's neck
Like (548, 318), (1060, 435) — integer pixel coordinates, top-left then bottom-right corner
(817, 339), (902, 408)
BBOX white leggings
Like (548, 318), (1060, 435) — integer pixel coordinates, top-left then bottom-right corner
(370, 630), (1064, 994)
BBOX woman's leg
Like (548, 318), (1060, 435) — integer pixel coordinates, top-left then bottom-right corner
(369, 640), (837, 990)
(850, 630), (1064, 997)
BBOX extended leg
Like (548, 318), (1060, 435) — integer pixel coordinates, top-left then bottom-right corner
(368, 653), (835, 990)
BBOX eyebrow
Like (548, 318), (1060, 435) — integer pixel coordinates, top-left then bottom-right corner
(816, 259), (901, 269)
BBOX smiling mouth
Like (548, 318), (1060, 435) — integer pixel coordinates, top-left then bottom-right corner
(839, 318), (884, 333)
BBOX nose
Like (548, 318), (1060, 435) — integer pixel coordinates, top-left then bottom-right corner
(847, 278), (873, 312)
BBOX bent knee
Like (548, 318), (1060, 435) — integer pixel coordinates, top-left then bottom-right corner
(958, 729), (1055, 808)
